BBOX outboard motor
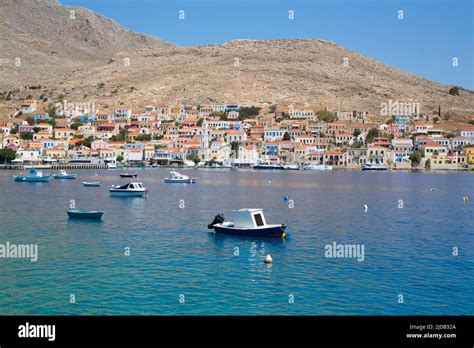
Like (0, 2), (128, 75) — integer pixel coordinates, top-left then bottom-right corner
(208, 214), (225, 229)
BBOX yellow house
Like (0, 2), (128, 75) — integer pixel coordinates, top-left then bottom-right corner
(465, 146), (474, 164)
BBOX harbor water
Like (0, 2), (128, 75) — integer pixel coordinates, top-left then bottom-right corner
(0, 169), (472, 315)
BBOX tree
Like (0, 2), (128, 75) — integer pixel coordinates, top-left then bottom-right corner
(230, 141), (239, 158)
(70, 121), (83, 130)
(443, 111), (453, 121)
(409, 151), (422, 167)
(116, 155), (124, 162)
(208, 157), (218, 166)
(187, 156), (201, 165)
(20, 132), (33, 140)
(449, 86), (460, 96)
(75, 136), (94, 148)
(468, 120), (474, 125)
(269, 104), (277, 114)
(26, 116), (35, 125)
(136, 134), (152, 141)
(353, 129), (361, 138)
(238, 106), (261, 121)
(316, 110), (337, 122)
(46, 103), (58, 118)
(197, 118), (204, 127)
(110, 128), (127, 142)
(48, 118), (57, 128)
(365, 128), (379, 144)
(0, 148), (17, 163)
(283, 131), (291, 141)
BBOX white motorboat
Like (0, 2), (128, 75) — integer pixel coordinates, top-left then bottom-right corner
(53, 170), (77, 179)
(208, 209), (287, 238)
(361, 164), (390, 171)
(164, 170), (197, 184)
(109, 182), (149, 197)
(82, 181), (101, 187)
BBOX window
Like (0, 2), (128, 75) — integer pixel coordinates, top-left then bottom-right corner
(253, 213), (264, 227)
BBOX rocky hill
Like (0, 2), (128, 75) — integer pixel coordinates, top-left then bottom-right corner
(0, 0), (472, 122)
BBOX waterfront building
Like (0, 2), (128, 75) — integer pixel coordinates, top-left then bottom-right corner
(420, 142), (448, 158)
(465, 146), (474, 165)
(391, 138), (413, 152)
(366, 145), (388, 165)
(323, 150), (347, 167)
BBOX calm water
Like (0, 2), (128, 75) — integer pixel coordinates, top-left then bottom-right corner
(0, 168), (472, 315)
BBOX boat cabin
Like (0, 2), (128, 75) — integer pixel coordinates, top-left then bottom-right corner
(233, 209), (267, 229)
(115, 182), (145, 190)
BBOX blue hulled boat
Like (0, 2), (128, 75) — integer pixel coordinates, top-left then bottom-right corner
(14, 169), (51, 182)
(67, 210), (104, 219)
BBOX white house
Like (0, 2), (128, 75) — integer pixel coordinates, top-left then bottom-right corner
(264, 128), (285, 142)
(290, 109), (314, 119)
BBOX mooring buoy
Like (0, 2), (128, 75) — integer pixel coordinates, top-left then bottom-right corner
(264, 254), (273, 264)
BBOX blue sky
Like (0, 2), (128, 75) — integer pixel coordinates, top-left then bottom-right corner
(61, 0), (473, 89)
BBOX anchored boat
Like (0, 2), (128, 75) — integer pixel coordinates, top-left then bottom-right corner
(67, 210), (104, 219)
(14, 168), (51, 182)
(54, 170), (77, 179)
(109, 182), (148, 197)
(253, 163), (284, 170)
(164, 170), (197, 184)
(82, 181), (101, 187)
(208, 209), (287, 238)
(361, 164), (390, 171)
(120, 173), (138, 178)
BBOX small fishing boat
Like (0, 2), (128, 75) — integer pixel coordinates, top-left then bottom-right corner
(14, 168), (51, 182)
(53, 170), (77, 179)
(120, 173), (138, 178)
(361, 164), (390, 171)
(67, 210), (104, 219)
(109, 182), (148, 197)
(164, 170), (197, 184)
(82, 181), (101, 187)
(107, 163), (118, 169)
(208, 209), (287, 238)
(302, 164), (333, 171)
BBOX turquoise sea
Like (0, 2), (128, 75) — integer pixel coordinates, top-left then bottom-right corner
(0, 169), (472, 315)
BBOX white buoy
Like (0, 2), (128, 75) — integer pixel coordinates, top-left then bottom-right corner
(264, 254), (273, 264)
(364, 204), (368, 213)
(430, 188), (435, 191)
(268, 180), (272, 183)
